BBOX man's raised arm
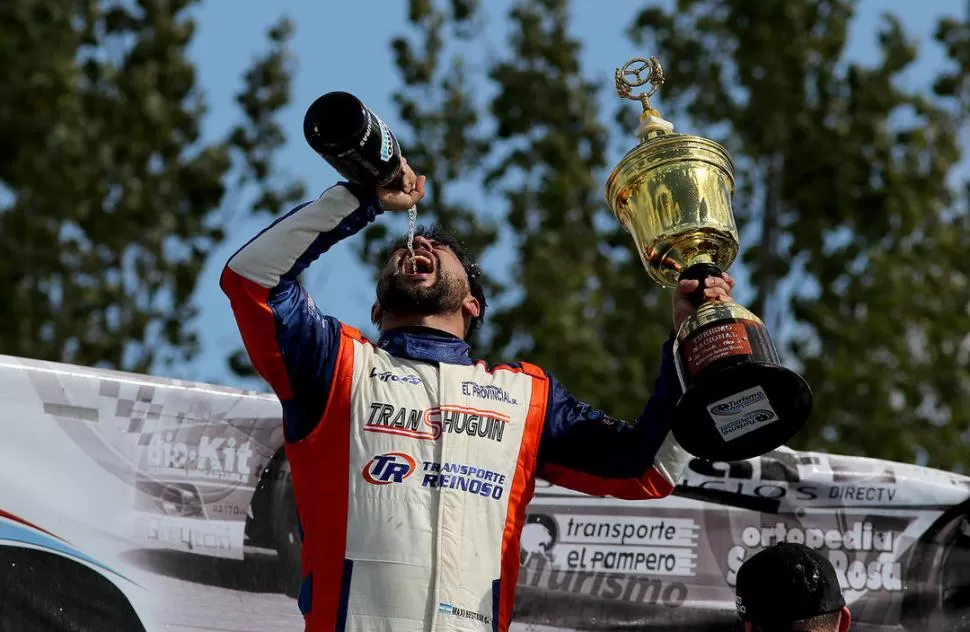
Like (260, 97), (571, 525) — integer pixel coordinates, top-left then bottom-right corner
(536, 336), (690, 500)
(220, 182), (383, 442)
(535, 272), (736, 499)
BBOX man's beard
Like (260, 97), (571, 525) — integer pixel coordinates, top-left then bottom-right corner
(376, 265), (466, 318)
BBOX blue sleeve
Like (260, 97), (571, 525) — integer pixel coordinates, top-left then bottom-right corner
(221, 182), (383, 442)
(268, 287), (342, 443)
(536, 335), (683, 490)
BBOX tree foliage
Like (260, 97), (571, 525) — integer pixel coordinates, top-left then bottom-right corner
(483, 0), (673, 417)
(628, 0), (970, 469)
(374, 0), (675, 417)
(356, 0), (500, 348)
(370, 0), (969, 468)
(0, 0), (303, 373)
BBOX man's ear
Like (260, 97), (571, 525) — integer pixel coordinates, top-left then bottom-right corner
(371, 301), (383, 328)
(460, 295), (481, 339)
(461, 295), (481, 321)
(837, 606), (851, 632)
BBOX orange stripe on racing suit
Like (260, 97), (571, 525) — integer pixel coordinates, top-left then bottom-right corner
(284, 323), (362, 631)
(495, 361), (548, 632)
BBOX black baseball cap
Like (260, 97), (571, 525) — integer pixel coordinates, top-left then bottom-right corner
(735, 542), (846, 629)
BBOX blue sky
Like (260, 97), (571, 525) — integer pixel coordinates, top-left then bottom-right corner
(173, 0), (964, 388)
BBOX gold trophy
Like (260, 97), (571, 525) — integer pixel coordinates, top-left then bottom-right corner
(605, 56), (812, 461)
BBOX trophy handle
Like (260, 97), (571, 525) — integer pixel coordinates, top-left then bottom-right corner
(679, 262), (724, 308)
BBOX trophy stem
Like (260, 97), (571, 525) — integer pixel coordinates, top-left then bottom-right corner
(688, 254), (716, 266)
(636, 112), (675, 143)
(679, 261), (724, 308)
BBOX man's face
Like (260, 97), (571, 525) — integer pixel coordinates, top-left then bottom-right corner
(376, 235), (470, 320)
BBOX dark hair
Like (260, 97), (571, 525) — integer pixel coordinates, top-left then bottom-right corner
(385, 224), (487, 339)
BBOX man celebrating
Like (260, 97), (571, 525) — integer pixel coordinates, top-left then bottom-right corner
(221, 158), (734, 632)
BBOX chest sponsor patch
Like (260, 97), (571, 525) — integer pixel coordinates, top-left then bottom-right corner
(460, 380), (519, 406)
(368, 367), (421, 385)
(361, 452), (417, 485)
(364, 402), (508, 442)
(361, 453), (508, 501)
(422, 460), (506, 500)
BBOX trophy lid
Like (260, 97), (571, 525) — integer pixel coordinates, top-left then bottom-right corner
(606, 55), (740, 288)
(615, 56), (675, 142)
(609, 55), (735, 178)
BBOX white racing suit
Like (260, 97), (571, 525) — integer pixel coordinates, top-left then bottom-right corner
(221, 182), (690, 631)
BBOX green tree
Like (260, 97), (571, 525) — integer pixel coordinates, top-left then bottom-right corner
(484, 0), (673, 417)
(368, 0), (679, 416)
(357, 0), (500, 348)
(629, 1), (970, 469)
(0, 0), (304, 373)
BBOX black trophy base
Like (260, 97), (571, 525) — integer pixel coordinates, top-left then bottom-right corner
(672, 361), (812, 462)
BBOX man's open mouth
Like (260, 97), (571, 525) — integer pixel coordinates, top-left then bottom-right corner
(402, 252), (435, 276)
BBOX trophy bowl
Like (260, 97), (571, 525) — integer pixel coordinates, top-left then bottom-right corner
(606, 133), (739, 288)
(605, 56), (812, 461)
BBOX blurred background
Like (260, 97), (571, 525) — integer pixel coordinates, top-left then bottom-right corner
(2, 0), (968, 472)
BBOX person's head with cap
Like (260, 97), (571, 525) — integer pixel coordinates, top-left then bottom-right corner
(735, 542), (851, 632)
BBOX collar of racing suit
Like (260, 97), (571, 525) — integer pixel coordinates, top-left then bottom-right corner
(377, 326), (475, 366)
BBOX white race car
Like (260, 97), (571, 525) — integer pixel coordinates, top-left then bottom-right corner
(1, 353), (967, 631)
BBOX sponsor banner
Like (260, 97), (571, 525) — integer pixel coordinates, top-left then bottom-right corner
(3, 354), (970, 631)
(518, 552), (690, 609)
(724, 519), (908, 593)
(545, 514), (700, 576)
(141, 433), (256, 485)
(558, 514), (699, 547)
(554, 543), (695, 576)
(519, 509), (701, 609)
(132, 513), (245, 560)
(677, 451), (970, 508)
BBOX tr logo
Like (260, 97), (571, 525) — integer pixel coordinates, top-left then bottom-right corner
(361, 452), (416, 485)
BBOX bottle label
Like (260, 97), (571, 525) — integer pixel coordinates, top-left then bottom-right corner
(375, 115), (393, 161)
(359, 112), (374, 146)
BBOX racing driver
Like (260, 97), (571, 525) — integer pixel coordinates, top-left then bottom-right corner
(221, 157), (736, 632)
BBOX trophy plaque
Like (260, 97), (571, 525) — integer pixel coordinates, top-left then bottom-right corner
(604, 56), (812, 461)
